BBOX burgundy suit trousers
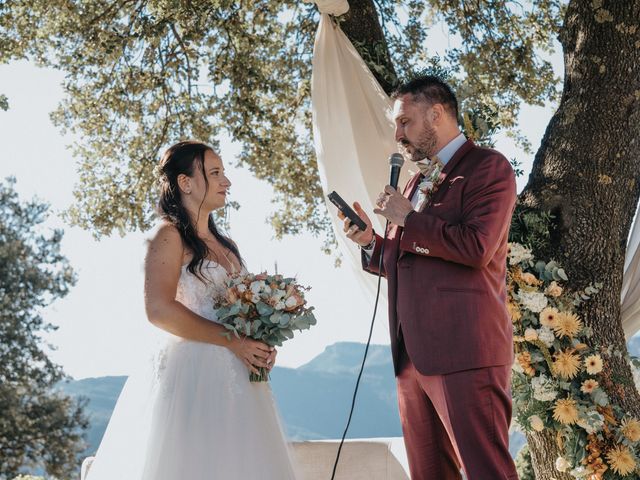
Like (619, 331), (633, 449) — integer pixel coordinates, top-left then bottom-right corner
(396, 343), (518, 480)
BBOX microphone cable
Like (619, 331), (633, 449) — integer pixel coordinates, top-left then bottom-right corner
(330, 221), (389, 480)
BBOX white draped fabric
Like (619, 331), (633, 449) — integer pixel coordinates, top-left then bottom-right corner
(622, 211), (640, 338)
(309, 6), (640, 339)
(311, 13), (410, 303)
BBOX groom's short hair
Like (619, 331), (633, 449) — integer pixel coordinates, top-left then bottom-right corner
(391, 75), (459, 120)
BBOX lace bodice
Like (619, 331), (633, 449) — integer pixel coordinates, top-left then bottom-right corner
(175, 259), (245, 323)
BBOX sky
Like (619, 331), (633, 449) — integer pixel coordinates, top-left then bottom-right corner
(0, 33), (561, 379)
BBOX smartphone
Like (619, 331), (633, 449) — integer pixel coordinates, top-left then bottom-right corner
(327, 191), (367, 231)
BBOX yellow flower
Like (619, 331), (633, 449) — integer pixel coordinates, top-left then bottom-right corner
(606, 445), (636, 476)
(585, 354), (604, 375)
(552, 312), (583, 339)
(621, 417), (640, 442)
(521, 272), (539, 285)
(546, 281), (563, 297)
(540, 307), (559, 327)
(508, 301), (522, 322)
(553, 349), (581, 379)
(581, 379), (599, 394)
(553, 398), (579, 425)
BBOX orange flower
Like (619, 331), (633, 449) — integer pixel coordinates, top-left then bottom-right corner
(517, 351), (536, 376)
(508, 301), (522, 322)
(521, 272), (540, 285)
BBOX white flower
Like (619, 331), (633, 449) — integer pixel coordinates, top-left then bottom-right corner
(418, 179), (435, 192)
(512, 358), (524, 374)
(531, 374), (559, 402)
(555, 456), (571, 472)
(236, 284), (246, 293)
(285, 296), (298, 309)
(275, 301), (285, 310)
(250, 280), (265, 294)
(251, 293), (260, 303)
(508, 243), (534, 265)
(569, 466), (590, 478)
(518, 291), (548, 313)
(529, 415), (544, 432)
(576, 411), (604, 434)
(537, 326), (555, 348)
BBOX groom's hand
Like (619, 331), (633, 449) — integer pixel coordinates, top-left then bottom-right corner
(338, 202), (374, 247)
(374, 185), (413, 226)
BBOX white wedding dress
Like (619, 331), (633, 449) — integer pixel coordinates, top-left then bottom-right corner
(86, 260), (298, 479)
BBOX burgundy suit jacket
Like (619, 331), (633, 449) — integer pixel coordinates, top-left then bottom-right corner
(363, 140), (516, 376)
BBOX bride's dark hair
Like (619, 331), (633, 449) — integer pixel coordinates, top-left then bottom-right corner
(157, 140), (243, 279)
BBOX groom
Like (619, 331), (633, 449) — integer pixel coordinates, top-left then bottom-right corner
(341, 75), (518, 479)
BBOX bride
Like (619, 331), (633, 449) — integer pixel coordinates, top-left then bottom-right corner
(85, 141), (298, 479)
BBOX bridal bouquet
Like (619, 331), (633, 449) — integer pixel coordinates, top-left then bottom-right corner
(214, 272), (317, 382)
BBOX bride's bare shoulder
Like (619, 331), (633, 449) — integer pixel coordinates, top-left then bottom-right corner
(145, 222), (184, 261)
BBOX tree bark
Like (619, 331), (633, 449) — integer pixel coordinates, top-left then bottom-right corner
(520, 0), (640, 477)
(526, 431), (572, 480)
(338, 0), (398, 94)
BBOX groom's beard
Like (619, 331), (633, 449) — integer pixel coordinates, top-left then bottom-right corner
(398, 120), (438, 163)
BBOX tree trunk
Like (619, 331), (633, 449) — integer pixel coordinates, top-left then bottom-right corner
(526, 431), (572, 480)
(338, 0), (398, 94)
(520, 0), (640, 476)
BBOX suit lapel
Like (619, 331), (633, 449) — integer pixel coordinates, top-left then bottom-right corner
(440, 139), (474, 180)
(395, 140), (474, 260)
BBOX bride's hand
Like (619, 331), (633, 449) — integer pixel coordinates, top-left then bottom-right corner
(229, 337), (273, 374)
(266, 348), (277, 371)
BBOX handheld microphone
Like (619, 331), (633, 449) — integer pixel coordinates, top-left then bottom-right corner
(389, 153), (404, 190)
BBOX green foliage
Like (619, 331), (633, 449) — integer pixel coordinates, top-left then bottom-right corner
(0, 94), (8, 111)
(0, 178), (88, 479)
(0, 1), (562, 249)
(424, 0), (564, 153)
(515, 444), (535, 480)
(510, 158), (524, 177)
(509, 204), (555, 252)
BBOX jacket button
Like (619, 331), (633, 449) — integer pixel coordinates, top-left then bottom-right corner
(424, 248), (430, 254)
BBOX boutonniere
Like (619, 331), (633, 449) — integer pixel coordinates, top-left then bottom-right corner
(415, 165), (446, 211)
